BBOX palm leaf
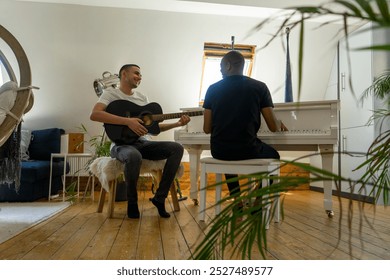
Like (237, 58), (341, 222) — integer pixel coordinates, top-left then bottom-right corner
(192, 159), (350, 260)
(355, 44), (390, 51)
(355, 0), (378, 21)
(361, 71), (390, 105)
(375, 0), (390, 22)
(195, 0), (390, 260)
(335, 0), (364, 17)
(192, 155), (386, 259)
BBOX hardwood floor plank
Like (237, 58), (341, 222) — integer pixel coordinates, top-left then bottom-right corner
(267, 219), (353, 259)
(106, 201), (143, 260)
(0, 189), (389, 260)
(167, 197), (207, 259)
(159, 214), (190, 259)
(79, 215), (124, 260)
(282, 192), (390, 259)
(21, 203), (97, 260)
(52, 204), (107, 260)
(0, 202), (89, 259)
(133, 191), (165, 260)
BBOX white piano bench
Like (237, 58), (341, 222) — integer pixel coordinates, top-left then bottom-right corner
(199, 157), (281, 228)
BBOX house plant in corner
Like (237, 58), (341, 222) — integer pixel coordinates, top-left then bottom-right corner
(64, 124), (113, 201)
(76, 124), (128, 201)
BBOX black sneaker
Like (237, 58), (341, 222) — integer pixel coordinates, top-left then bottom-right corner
(233, 202), (244, 214)
(250, 197), (263, 216)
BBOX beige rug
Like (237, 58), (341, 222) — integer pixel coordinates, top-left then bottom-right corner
(0, 201), (70, 244)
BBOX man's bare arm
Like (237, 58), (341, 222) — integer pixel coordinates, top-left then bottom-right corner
(203, 109), (212, 134)
(261, 107), (288, 132)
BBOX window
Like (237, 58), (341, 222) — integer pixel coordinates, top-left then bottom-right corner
(198, 42), (256, 104)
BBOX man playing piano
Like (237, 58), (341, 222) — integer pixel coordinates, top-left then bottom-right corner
(203, 50), (287, 211)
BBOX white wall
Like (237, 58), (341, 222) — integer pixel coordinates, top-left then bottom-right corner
(1, 0), (342, 155)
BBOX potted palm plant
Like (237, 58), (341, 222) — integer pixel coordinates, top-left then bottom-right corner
(193, 0), (389, 259)
(62, 124), (112, 201)
(76, 124), (130, 201)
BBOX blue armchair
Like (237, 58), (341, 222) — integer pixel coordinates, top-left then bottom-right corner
(0, 128), (70, 202)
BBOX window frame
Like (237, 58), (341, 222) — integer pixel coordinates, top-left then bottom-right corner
(199, 42), (256, 104)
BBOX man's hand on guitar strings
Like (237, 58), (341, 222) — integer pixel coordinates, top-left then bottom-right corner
(126, 117), (148, 136)
(177, 115), (191, 127)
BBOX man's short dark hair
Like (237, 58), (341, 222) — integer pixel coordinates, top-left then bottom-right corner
(119, 64), (140, 79)
(223, 51), (245, 69)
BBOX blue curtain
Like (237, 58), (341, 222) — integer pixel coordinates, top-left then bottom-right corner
(285, 29), (293, 102)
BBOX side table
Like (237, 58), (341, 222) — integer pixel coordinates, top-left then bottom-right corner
(48, 153), (93, 201)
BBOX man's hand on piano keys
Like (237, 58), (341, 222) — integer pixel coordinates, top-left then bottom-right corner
(280, 121), (288, 132)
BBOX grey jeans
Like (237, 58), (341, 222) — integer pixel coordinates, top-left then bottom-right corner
(110, 139), (184, 204)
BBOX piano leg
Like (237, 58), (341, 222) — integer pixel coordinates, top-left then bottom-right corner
(185, 145), (203, 205)
(319, 145), (335, 218)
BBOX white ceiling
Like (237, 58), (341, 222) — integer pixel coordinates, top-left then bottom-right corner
(16, 0), (333, 18)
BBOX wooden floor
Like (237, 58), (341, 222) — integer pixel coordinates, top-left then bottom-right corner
(0, 187), (389, 260)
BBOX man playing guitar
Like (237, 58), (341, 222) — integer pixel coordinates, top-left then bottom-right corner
(90, 64), (190, 219)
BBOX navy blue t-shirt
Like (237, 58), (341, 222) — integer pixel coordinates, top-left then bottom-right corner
(203, 75), (274, 160)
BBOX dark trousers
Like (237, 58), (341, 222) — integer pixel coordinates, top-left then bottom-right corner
(111, 139), (184, 204)
(224, 142), (280, 196)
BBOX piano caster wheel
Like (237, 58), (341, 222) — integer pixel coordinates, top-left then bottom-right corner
(326, 210), (334, 218)
(192, 199), (199, 206)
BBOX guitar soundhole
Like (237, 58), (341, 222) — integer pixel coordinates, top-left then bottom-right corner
(142, 115), (153, 126)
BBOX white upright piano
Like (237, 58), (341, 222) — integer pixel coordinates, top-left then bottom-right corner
(174, 100), (340, 217)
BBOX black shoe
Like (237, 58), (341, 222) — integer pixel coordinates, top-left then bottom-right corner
(232, 202), (244, 215)
(251, 196), (263, 216)
(151, 198), (171, 218)
(127, 203), (140, 219)
(250, 207), (262, 216)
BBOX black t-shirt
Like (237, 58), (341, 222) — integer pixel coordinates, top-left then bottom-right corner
(203, 75), (274, 160)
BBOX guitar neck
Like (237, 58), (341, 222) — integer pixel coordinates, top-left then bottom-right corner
(153, 110), (203, 122)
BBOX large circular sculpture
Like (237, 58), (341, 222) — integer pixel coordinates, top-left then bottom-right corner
(0, 24), (35, 147)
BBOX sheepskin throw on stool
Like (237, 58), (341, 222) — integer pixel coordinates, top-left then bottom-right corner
(89, 157), (184, 192)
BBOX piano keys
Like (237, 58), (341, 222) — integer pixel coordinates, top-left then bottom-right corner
(174, 100), (340, 217)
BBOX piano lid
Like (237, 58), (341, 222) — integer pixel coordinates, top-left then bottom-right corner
(179, 100), (339, 136)
(260, 99), (339, 136)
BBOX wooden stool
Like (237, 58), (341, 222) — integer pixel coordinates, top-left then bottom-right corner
(199, 157), (280, 226)
(90, 157), (181, 218)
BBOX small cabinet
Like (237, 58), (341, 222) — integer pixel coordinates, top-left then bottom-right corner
(61, 133), (84, 154)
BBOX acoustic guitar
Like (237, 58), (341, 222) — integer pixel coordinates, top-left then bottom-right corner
(104, 100), (203, 144)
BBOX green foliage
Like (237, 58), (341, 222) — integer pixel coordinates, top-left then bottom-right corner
(361, 70), (390, 106)
(77, 123), (111, 159)
(355, 121), (390, 203)
(60, 124), (112, 202)
(254, 0), (390, 99)
(193, 0), (390, 260)
(255, 0), (390, 209)
(65, 180), (77, 203)
(192, 158), (385, 260)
